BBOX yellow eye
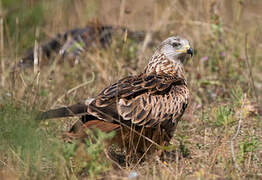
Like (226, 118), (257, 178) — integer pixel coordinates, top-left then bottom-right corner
(172, 42), (181, 47)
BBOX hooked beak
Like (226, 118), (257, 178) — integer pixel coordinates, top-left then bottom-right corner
(176, 45), (193, 57)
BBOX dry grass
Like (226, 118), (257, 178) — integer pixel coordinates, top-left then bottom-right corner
(0, 0), (262, 179)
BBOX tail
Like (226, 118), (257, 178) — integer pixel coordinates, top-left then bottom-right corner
(37, 102), (121, 135)
(37, 103), (88, 120)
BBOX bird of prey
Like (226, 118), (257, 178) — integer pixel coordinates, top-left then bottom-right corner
(15, 23), (145, 70)
(39, 36), (193, 154)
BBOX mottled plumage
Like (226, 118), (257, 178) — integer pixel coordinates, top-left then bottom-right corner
(39, 36), (193, 153)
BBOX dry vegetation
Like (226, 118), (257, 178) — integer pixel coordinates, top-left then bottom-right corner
(0, 0), (262, 179)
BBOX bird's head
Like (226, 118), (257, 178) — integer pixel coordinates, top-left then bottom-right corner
(155, 36), (193, 64)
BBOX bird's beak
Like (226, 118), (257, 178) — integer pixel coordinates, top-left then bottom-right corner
(176, 45), (193, 57)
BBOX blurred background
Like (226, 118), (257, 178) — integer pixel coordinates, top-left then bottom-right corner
(0, 0), (261, 179)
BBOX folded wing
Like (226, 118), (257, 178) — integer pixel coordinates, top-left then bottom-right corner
(87, 72), (188, 128)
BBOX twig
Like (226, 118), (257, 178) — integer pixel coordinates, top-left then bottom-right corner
(134, 126), (145, 154)
(133, 143), (153, 169)
(104, 149), (123, 170)
(19, 73), (27, 88)
(0, 159), (16, 173)
(137, 31), (152, 68)
(0, 18), (5, 87)
(118, 0), (126, 26)
(51, 72), (95, 108)
(230, 94), (246, 172)
(141, 31), (152, 53)
(244, 34), (259, 104)
(33, 28), (40, 75)
(9, 147), (26, 167)
(89, 105), (163, 149)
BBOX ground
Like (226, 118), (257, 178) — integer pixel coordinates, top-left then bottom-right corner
(0, 0), (261, 179)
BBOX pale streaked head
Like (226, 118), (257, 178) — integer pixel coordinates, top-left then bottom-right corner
(155, 36), (193, 64)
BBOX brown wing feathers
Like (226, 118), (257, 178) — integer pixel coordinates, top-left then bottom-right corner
(93, 72), (186, 127)
(96, 73), (184, 102)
